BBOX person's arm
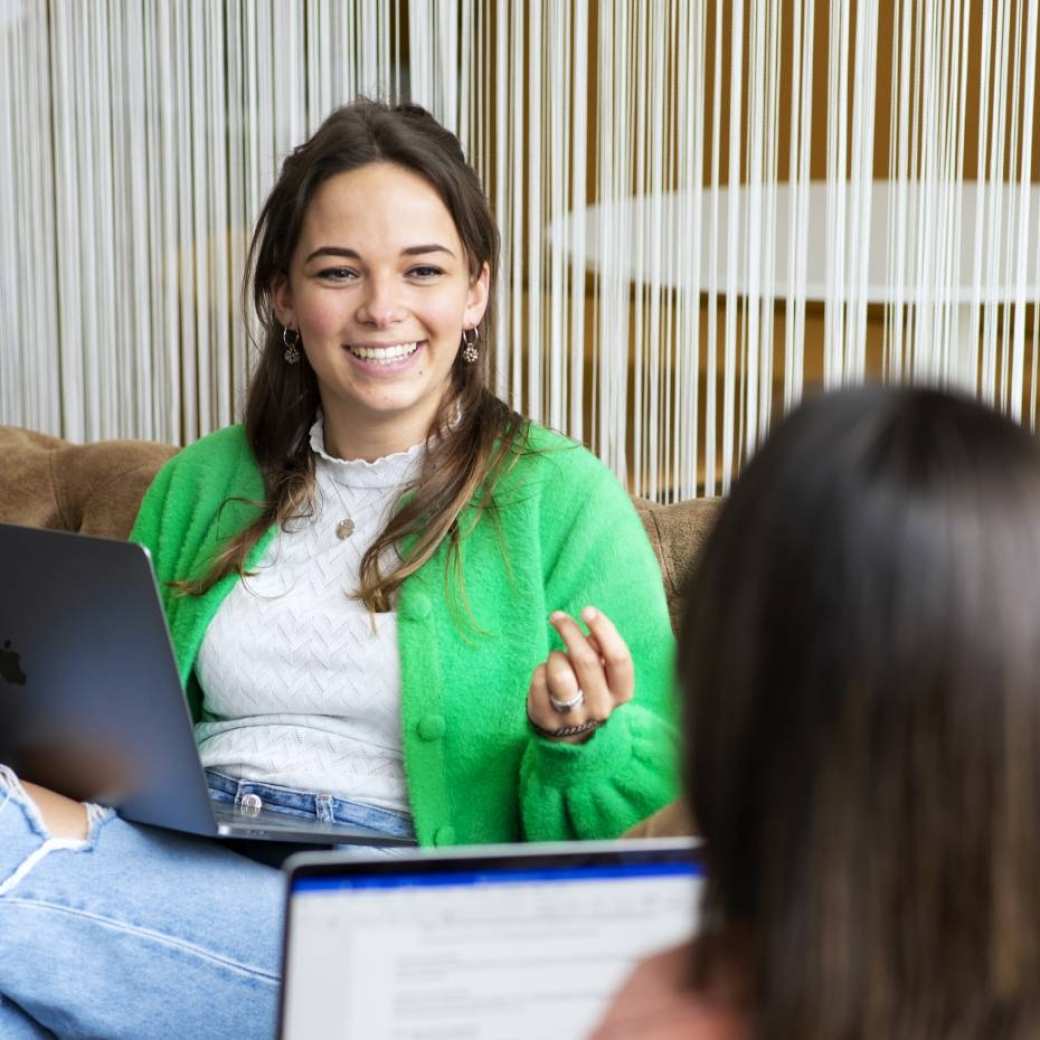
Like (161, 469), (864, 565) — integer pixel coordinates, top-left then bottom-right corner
(589, 944), (746, 1040)
(622, 799), (695, 839)
(518, 456), (680, 840)
(127, 453), (210, 718)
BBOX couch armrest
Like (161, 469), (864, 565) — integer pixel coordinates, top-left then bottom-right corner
(0, 426), (176, 540)
(633, 496), (722, 635)
(0, 426), (67, 529)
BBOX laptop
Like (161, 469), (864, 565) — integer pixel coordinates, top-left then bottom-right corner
(0, 522), (415, 847)
(278, 837), (702, 1039)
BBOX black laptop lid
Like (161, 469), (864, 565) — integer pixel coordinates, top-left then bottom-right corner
(0, 522), (217, 832)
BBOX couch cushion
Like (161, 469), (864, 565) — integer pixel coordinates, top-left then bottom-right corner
(633, 497), (721, 634)
(0, 426), (176, 540)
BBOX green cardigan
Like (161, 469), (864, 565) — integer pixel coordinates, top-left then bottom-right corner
(130, 422), (679, 847)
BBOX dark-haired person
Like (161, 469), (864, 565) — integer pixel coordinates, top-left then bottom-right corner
(0, 101), (677, 1039)
(594, 385), (1040, 1039)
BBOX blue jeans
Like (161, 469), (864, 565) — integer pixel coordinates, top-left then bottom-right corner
(0, 765), (413, 1039)
(204, 770), (415, 840)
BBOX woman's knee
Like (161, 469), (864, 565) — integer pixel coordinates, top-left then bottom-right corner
(17, 782), (88, 842)
(0, 767), (104, 900)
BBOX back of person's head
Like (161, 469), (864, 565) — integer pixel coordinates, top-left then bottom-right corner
(680, 385), (1040, 1038)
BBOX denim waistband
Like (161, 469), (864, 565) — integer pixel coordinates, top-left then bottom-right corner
(205, 770), (414, 840)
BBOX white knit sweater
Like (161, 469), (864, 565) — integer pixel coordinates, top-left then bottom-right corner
(193, 418), (423, 814)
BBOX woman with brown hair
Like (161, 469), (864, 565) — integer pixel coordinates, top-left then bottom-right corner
(129, 99), (677, 849)
(0, 101), (676, 1038)
(596, 385), (1040, 1038)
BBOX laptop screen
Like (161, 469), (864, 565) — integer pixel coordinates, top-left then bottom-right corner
(279, 839), (702, 1040)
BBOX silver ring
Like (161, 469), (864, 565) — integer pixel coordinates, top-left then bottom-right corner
(549, 689), (585, 714)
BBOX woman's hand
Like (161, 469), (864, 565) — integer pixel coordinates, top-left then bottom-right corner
(526, 606), (635, 744)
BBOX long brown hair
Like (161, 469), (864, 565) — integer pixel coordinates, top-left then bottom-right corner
(679, 386), (1040, 1037)
(183, 100), (526, 612)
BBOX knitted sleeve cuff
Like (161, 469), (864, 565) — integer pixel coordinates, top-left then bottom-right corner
(519, 705), (680, 841)
(526, 704), (637, 782)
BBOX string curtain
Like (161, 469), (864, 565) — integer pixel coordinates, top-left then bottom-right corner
(2, 1), (1039, 500)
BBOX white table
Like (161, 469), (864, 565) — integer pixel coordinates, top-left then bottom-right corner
(547, 180), (1040, 382)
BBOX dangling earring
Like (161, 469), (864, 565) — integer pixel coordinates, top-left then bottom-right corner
(282, 326), (301, 365)
(461, 327), (479, 364)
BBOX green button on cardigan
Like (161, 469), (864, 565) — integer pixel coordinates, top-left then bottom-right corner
(130, 422), (679, 846)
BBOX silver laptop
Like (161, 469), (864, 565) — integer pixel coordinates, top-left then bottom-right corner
(0, 522), (415, 848)
(278, 837), (702, 1039)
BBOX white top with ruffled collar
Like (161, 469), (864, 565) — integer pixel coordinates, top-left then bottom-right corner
(193, 415), (425, 815)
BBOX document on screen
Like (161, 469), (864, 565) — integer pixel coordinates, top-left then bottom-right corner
(282, 865), (701, 1040)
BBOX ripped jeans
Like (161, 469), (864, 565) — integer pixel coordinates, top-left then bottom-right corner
(0, 766), (413, 1039)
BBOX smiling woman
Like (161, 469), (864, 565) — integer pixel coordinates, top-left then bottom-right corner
(0, 100), (679, 1039)
(273, 163), (488, 461)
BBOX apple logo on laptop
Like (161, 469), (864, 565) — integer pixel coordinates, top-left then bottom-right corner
(0, 640), (26, 686)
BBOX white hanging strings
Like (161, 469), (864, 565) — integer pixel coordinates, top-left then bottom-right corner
(569, 0), (589, 445)
(631, 3), (647, 494)
(59, 0), (391, 443)
(1010, 0), (1037, 421)
(948, 2), (971, 393)
(825, 0), (851, 389)
(894, 0), (917, 383)
(848, 1), (879, 383)
(674, 0), (705, 501)
(7, 1), (1040, 497)
(721, 0), (744, 495)
(509, 0), (525, 414)
(999, 0), (1021, 410)
(12, 3), (58, 434)
(760, 0), (781, 443)
(704, 0), (723, 497)
(786, 0), (814, 411)
(913, 0), (937, 382)
(526, 0), (543, 425)
(492, 0), (510, 404)
(647, 1), (666, 502)
(547, 0), (566, 433)
(592, 0), (628, 481)
(743, 0), (765, 462)
(983, 2), (1010, 406)
(971, 0), (994, 402)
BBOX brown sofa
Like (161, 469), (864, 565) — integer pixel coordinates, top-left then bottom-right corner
(0, 424), (718, 835)
(0, 424), (720, 633)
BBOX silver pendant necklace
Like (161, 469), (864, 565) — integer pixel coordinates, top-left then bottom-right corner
(324, 478), (356, 540)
